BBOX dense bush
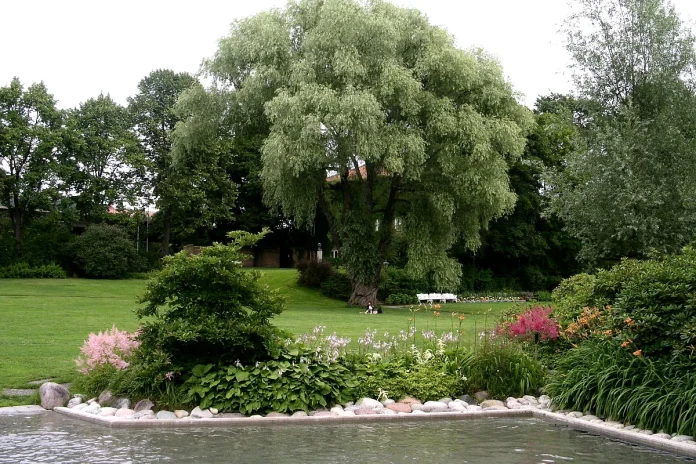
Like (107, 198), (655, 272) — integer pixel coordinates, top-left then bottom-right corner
(320, 273), (352, 301)
(462, 341), (546, 399)
(185, 349), (358, 414)
(133, 230), (287, 386)
(354, 356), (465, 402)
(546, 340), (696, 437)
(69, 224), (143, 279)
(552, 247), (696, 359)
(385, 293), (417, 305)
(377, 267), (428, 301)
(0, 263), (66, 278)
(296, 260), (334, 288)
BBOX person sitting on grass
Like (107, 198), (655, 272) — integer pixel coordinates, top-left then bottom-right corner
(365, 301), (375, 314)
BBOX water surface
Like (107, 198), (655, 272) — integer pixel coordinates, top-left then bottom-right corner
(0, 413), (691, 463)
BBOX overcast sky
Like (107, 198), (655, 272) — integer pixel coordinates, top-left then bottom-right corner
(3, 0), (696, 110)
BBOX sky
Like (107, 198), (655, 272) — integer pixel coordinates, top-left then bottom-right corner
(2, 0), (696, 110)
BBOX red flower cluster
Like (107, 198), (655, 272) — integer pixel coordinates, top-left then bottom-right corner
(502, 306), (560, 341)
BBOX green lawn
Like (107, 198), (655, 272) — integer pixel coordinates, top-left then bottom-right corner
(0, 269), (517, 403)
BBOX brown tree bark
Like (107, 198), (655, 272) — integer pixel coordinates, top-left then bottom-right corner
(160, 208), (172, 257)
(348, 280), (379, 307)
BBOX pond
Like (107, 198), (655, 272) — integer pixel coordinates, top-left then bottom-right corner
(0, 413), (691, 463)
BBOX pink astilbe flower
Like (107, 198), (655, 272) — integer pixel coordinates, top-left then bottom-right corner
(501, 306), (560, 341)
(76, 326), (140, 374)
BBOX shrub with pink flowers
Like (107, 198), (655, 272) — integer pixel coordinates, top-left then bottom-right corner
(497, 306), (560, 342)
(76, 326), (140, 374)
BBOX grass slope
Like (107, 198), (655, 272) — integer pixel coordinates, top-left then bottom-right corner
(0, 269), (517, 404)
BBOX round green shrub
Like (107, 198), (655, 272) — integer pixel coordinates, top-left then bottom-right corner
(70, 224), (142, 279)
(320, 273), (352, 301)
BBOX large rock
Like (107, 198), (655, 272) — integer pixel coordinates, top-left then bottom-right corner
(190, 406), (213, 419)
(354, 408), (377, 415)
(112, 398), (131, 410)
(156, 410), (178, 420)
(67, 397), (83, 408)
(399, 397), (422, 406)
(134, 399), (154, 412)
(420, 401), (450, 413)
(174, 410), (189, 419)
(480, 400), (506, 410)
(98, 390), (115, 407)
(291, 411), (308, 418)
(473, 391), (489, 403)
(459, 394), (476, 405)
(386, 403), (411, 414)
(39, 382), (70, 410)
(357, 398), (382, 409)
(114, 408), (135, 418)
(98, 407), (118, 417)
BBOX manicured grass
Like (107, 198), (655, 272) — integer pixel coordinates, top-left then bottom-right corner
(0, 270), (518, 404)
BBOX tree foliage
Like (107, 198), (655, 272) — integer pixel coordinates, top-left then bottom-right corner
(128, 70), (202, 255)
(64, 94), (146, 220)
(69, 223), (142, 279)
(0, 78), (62, 257)
(134, 230), (286, 373)
(550, 0), (696, 265)
(177, 0), (533, 304)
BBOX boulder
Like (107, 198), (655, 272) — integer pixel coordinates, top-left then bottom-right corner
(112, 398), (131, 409)
(354, 408), (377, 415)
(567, 411), (584, 418)
(291, 411), (308, 418)
(174, 410), (189, 419)
(420, 401), (450, 413)
(480, 400), (506, 410)
(156, 411), (178, 420)
(437, 397), (453, 404)
(459, 395), (476, 405)
(357, 398), (382, 409)
(83, 403), (101, 415)
(190, 406), (213, 419)
(134, 410), (155, 419)
(473, 391), (489, 403)
(67, 397), (83, 408)
(98, 390), (115, 407)
(386, 403), (412, 414)
(134, 399), (154, 412)
(39, 382), (70, 410)
(114, 408), (135, 418)
(399, 397), (422, 406)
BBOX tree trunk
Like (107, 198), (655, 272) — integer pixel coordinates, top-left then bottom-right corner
(349, 281), (379, 307)
(161, 209), (172, 257)
(11, 209), (23, 258)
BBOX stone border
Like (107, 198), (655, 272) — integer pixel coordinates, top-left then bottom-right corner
(50, 406), (696, 459)
(534, 410), (696, 459)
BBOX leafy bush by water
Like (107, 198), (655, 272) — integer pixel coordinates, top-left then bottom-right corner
(186, 349), (358, 414)
(546, 340), (696, 437)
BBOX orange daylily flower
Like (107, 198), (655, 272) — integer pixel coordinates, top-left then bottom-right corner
(459, 315), (466, 321)
(433, 311), (440, 317)
(621, 339), (632, 348)
(633, 349), (642, 356)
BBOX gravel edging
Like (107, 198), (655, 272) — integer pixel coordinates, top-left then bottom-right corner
(54, 406), (532, 428)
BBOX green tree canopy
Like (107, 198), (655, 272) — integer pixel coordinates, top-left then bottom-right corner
(175, 0), (533, 304)
(64, 93), (146, 221)
(549, 0), (696, 265)
(0, 78), (62, 257)
(128, 69), (201, 255)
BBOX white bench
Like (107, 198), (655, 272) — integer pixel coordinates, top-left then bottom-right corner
(416, 293), (458, 303)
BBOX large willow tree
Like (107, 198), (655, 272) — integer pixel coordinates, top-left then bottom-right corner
(176, 0), (532, 304)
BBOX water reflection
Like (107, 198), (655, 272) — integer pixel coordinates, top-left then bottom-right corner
(0, 414), (690, 463)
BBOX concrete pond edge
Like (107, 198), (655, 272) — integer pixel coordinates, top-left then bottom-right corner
(45, 406), (696, 459)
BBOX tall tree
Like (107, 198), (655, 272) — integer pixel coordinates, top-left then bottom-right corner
(0, 78), (62, 257)
(64, 94), (146, 220)
(175, 0), (533, 304)
(128, 70), (200, 255)
(549, 0), (696, 265)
